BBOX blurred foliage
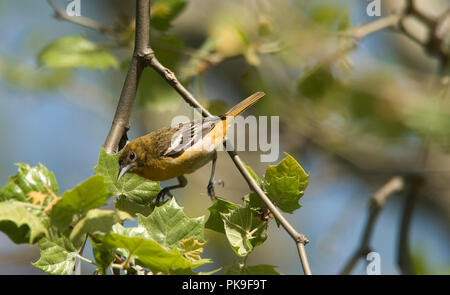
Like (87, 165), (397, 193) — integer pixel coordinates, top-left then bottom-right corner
(0, 58), (70, 90)
(38, 35), (119, 70)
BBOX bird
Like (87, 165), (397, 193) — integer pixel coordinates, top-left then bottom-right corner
(117, 91), (265, 203)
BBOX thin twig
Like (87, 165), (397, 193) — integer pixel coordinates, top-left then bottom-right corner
(344, 13), (402, 41)
(340, 176), (405, 275)
(47, 0), (111, 34)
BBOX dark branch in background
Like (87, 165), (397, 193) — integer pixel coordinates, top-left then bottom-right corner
(397, 175), (423, 274)
(399, 0), (449, 65)
(102, 0), (312, 274)
(47, 0), (111, 34)
(340, 176), (405, 275)
(342, 0), (449, 65)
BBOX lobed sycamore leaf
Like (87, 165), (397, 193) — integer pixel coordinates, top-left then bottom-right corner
(264, 152), (309, 213)
(0, 163), (58, 204)
(91, 238), (115, 275)
(102, 231), (208, 274)
(49, 175), (113, 230)
(205, 198), (237, 234)
(221, 206), (268, 257)
(94, 148), (161, 205)
(137, 198), (205, 251)
(69, 209), (133, 249)
(114, 195), (153, 217)
(32, 236), (77, 275)
(0, 200), (48, 244)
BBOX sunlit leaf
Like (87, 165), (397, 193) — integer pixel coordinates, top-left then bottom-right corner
(264, 152), (309, 213)
(70, 209), (132, 248)
(205, 198), (237, 234)
(49, 175), (113, 230)
(0, 201), (48, 244)
(0, 163), (58, 204)
(94, 148), (161, 205)
(32, 236), (77, 275)
(221, 206), (268, 257)
(137, 198), (205, 251)
(38, 35), (119, 70)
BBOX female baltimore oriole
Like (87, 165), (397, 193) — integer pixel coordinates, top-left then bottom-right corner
(117, 92), (265, 201)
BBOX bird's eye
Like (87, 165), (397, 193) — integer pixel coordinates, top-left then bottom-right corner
(129, 152), (136, 161)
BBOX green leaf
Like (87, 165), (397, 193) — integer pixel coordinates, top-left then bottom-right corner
(49, 175), (113, 230)
(221, 206), (268, 257)
(242, 193), (264, 211)
(205, 198), (238, 234)
(266, 176), (302, 213)
(38, 35), (119, 70)
(0, 201), (48, 244)
(225, 260), (281, 275)
(137, 198), (205, 250)
(91, 238), (115, 275)
(151, 0), (187, 31)
(0, 163), (58, 203)
(102, 231), (207, 274)
(32, 236), (77, 275)
(94, 148), (161, 205)
(179, 237), (209, 264)
(114, 195), (153, 217)
(264, 153), (309, 213)
(245, 164), (263, 187)
(69, 209), (132, 248)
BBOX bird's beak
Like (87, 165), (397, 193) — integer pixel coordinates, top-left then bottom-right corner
(117, 164), (132, 182)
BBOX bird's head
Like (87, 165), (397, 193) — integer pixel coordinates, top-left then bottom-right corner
(117, 140), (145, 181)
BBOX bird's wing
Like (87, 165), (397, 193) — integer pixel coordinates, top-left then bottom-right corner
(161, 116), (222, 157)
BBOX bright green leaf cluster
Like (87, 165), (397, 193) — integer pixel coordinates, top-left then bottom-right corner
(96, 198), (211, 274)
(205, 153), (308, 272)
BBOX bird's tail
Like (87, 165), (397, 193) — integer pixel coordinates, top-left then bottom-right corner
(224, 92), (265, 118)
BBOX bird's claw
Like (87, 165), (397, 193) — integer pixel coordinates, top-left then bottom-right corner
(156, 188), (174, 205)
(207, 179), (224, 201)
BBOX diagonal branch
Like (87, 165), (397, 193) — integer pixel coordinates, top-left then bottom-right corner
(340, 176), (405, 275)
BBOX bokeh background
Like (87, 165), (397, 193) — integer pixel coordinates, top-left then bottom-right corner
(0, 0), (449, 274)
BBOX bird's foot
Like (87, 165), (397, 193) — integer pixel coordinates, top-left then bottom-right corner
(207, 179), (224, 201)
(156, 188), (174, 205)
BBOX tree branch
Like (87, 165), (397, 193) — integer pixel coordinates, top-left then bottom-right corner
(103, 0), (150, 154)
(397, 176), (422, 275)
(340, 176), (405, 275)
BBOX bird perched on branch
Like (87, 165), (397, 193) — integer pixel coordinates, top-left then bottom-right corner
(117, 92), (265, 202)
